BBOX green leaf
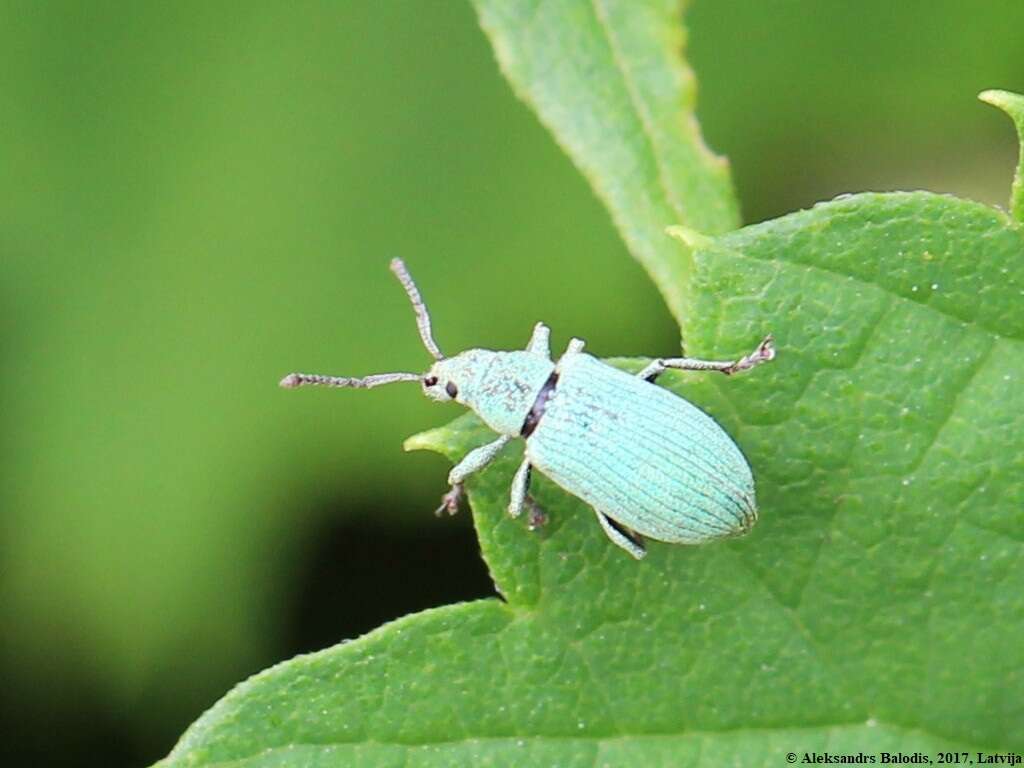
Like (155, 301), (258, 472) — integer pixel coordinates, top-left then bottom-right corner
(980, 89), (1024, 222)
(155, 1), (1024, 762)
(159, 188), (1024, 764)
(472, 0), (740, 324)
(0, 0), (680, 716)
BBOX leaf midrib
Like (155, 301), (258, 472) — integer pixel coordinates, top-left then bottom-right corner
(589, 0), (686, 223)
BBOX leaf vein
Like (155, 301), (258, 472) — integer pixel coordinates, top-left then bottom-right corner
(732, 244), (1024, 343)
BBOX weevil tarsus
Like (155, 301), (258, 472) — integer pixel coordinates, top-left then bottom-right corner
(638, 334), (776, 383)
(435, 482), (464, 517)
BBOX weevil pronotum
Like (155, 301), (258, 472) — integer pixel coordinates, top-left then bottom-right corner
(281, 259), (775, 559)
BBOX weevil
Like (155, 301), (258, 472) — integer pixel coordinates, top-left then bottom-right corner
(280, 259), (775, 559)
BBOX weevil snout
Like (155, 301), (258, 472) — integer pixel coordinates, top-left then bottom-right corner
(421, 372), (457, 402)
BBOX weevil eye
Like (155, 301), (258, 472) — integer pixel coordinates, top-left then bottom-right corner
(423, 375), (438, 387)
(445, 381), (458, 399)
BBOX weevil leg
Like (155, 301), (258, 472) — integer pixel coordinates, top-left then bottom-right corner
(639, 335), (775, 382)
(449, 435), (513, 484)
(437, 435), (513, 515)
(508, 457), (548, 528)
(526, 322), (551, 359)
(594, 510), (647, 560)
(565, 337), (586, 355)
(508, 456), (532, 517)
(525, 497), (547, 530)
(435, 482), (464, 517)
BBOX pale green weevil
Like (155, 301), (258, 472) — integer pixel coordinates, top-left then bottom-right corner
(280, 259), (775, 559)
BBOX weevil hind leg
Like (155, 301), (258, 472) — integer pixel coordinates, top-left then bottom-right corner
(639, 335), (775, 382)
(595, 511), (647, 559)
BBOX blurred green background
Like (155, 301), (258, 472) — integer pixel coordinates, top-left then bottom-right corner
(1, 1), (1021, 765)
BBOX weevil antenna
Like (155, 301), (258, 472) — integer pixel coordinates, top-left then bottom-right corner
(389, 258), (445, 361)
(279, 371), (421, 389)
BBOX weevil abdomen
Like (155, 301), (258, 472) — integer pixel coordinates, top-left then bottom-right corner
(525, 352), (756, 544)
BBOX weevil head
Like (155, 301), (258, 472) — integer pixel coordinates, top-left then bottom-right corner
(420, 354), (475, 405)
(280, 263), (561, 425)
(421, 349), (556, 435)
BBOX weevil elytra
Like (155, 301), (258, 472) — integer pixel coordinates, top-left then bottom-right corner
(280, 259), (775, 560)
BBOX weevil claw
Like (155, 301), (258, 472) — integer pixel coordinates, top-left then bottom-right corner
(525, 497), (547, 530)
(723, 334), (777, 375)
(435, 483), (464, 516)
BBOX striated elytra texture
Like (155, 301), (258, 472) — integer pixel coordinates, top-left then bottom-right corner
(528, 352), (755, 544)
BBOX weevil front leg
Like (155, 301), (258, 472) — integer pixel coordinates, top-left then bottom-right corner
(595, 511), (647, 560)
(638, 335), (775, 383)
(526, 322), (551, 358)
(436, 434), (513, 516)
